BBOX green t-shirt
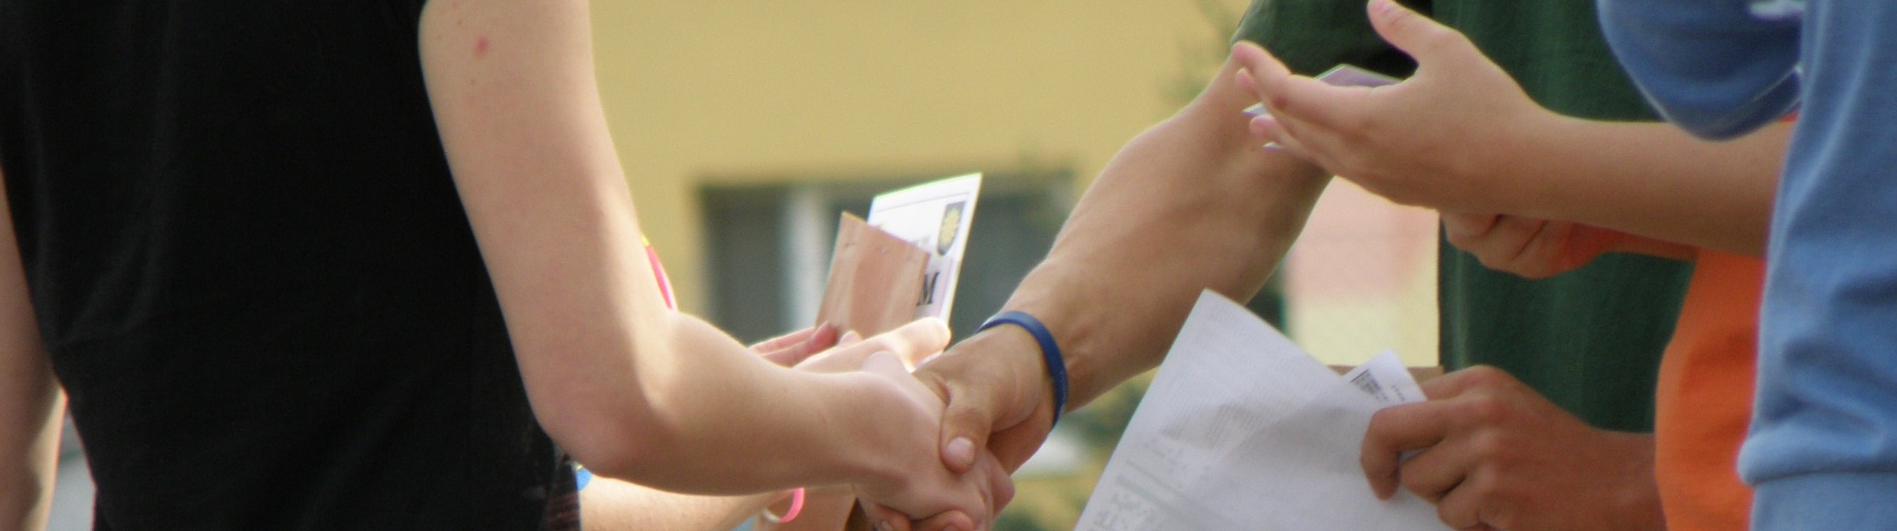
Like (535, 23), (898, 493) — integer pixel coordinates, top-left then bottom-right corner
(1235, 0), (1692, 432)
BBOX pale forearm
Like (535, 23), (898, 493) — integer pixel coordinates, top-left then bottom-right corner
(588, 315), (912, 494)
(1004, 61), (1330, 408)
(419, 0), (908, 497)
(0, 390), (60, 531)
(1, 163), (62, 531)
(1503, 117), (1786, 257)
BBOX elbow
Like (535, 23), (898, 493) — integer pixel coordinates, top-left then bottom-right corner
(534, 395), (680, 484)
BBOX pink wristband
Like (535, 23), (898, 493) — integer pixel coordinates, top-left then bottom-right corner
(761, 487), (806, 524)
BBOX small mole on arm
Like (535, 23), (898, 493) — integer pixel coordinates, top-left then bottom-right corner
(474, 36), (489, 58)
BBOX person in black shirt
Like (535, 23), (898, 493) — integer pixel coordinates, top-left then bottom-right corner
(0, 1), (1007, 529)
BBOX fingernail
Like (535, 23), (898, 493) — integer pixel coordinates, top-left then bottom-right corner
(1248, 114), (1277, 137)
(1372, 0), (1398, 15)
(840, 331), (862, 344)
(876, 521), (895, 531)
(946, 437), (976, 467)
(810, 323), (839, 345)
(1241, 103), (1267, 118)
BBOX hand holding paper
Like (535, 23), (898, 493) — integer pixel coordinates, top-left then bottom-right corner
(1361, 367), (1665, 531)
(1075, 291), (1449, 531)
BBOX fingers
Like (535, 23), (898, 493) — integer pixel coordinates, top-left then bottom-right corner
(1418, 365), (1513, 400)
(976, 448), (1018, 512)
(868, 318), (953, 370)
(1443, 213), (1559, 278)
(859, 350), (911, 379)
(1360, 402), (1453, 499)
(1365, 0), (1465, 65)
(928, 368), (999, 474)
(753, 323), (827, 353)
(1433, 473), (1494, 531)
(914, 330), (1040, 474)
(913, 512), (976, 531)
(857, 503), (919, 531)
(758, 323), (843, 367)
(1391, 441), (1478, 503)
(795, 318), (949, 374)
(1247, 113), (1320, 159)
(792, 331), (872, 373)
(1230, 41), (1362, 134)
(1482, 216), (1545, 270)
(902, 449), (1013, 531)
(1440, 212), (1501, 247)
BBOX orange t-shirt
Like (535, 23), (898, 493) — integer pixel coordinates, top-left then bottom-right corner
(1653, 249), (1763, 531)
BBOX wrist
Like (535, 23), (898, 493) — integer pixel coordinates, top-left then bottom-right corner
(976, 311), (1069, 427)
(822, 370), (941, 498)
(1502, 111), (1586, 220)
(808, 372), (906, 490)
(954, 324), (1061, 435)
(986, 314), (1077, 426)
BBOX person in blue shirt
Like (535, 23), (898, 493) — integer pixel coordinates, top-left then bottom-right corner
(1593, 1), (1897, 528)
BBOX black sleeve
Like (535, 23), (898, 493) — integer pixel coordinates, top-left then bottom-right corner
(1230, 0), (1430, 79)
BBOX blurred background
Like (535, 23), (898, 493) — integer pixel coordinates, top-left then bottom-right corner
(45, 1), (1438, 529)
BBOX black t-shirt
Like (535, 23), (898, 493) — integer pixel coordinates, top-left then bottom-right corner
(1, 1), (577, 528)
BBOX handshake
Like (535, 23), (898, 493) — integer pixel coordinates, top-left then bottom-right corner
(744, 317), (1045, 531)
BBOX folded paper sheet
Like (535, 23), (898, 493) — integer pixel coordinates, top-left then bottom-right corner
(1075, 290), (1450, 531)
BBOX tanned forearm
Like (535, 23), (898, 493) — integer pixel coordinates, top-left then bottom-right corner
(1002, 59), (1331, 408)
(1505, 118), (1787, 257)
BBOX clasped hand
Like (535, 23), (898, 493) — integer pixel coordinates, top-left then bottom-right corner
(760, 320), (1015, 531)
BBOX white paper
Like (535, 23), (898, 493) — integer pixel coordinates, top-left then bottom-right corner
(865, 173), (981, 320)
(1075, 291), (1446, 531)
(1342, 350), (1426, 406)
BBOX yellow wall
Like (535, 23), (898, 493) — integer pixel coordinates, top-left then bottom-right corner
(589, 1), (1245, 312)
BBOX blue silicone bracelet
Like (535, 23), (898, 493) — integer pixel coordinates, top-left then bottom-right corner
(978, 311), (1070, 427)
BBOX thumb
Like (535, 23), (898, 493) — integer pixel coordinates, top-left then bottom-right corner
(1366, 0), (1462, 63)
(932, 376), (998, 475)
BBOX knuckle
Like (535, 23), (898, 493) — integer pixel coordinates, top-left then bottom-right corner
(1467, 430), (1510, 460)
(1460, 393), (1511, 425)
(1460, 365), (1507, 386)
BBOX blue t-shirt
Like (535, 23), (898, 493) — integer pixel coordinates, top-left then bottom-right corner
(1597, 1), (1897, 529)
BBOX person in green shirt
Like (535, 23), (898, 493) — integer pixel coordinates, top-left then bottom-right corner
(1244, 0), (1688, 435)
(902, 0), (1690, 529)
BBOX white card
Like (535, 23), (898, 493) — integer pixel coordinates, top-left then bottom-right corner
(864, 173), (982, 320)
